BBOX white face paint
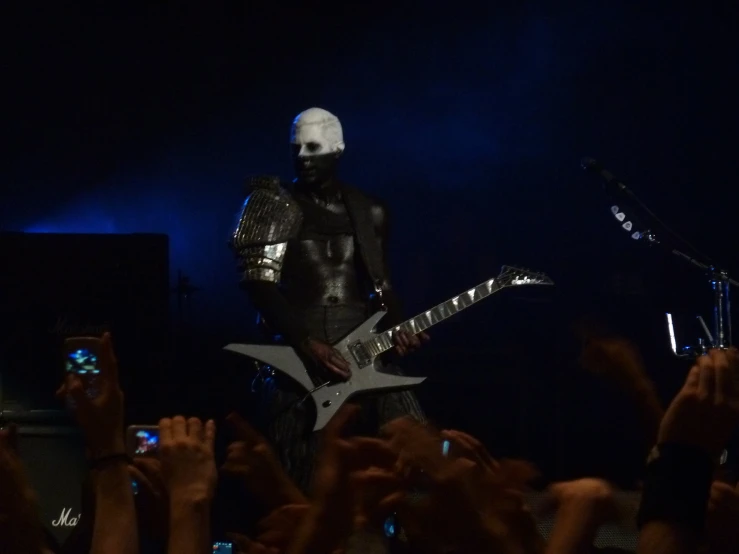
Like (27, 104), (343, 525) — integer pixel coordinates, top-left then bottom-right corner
(290, 107), (345, 158)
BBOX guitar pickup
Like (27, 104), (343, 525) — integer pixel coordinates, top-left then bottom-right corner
(348, 341), (372, 368)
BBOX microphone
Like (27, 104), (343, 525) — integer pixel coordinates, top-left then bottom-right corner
(580, 157), (628, 194)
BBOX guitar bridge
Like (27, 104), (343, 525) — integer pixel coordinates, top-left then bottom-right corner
(348, 340), (372, 368)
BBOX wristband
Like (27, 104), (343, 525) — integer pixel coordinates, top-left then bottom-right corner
(90, 453), (130, 470)
(637, 443), (714, 533)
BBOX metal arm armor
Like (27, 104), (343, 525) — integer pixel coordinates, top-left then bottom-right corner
(231, 176), (303, 283)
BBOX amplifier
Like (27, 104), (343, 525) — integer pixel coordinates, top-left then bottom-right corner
(0, 233), (170, 417)
(7, 417), (88, 547)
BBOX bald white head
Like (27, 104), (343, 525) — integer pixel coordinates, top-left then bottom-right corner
(290, 107), (345, 158)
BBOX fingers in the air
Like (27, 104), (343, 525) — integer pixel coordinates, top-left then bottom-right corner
(171, 416), (187, 440)
(697, 353), (716, 401)
(99, 332), (120, 389)
(187, 417), (203, 440)
(205, 419), (216, 451)
(158, 418), (173, 443)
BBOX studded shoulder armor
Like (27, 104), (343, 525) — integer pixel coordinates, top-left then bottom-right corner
(231, 176), (303, 283)
(232, 176), (302, 247)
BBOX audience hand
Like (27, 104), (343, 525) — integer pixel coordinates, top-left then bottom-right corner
(159, 416), (217, 502)
(441, 428), (545, 552)
(222, 412), (307, 509)
(255, 504), (310, 550)
(545, 478), (621, 527)
(19, 316), (739, 554)
(56, 332), (125, 457)
(286, 404), (400, 554)
(706, 480), (739, 554)
(542, 478), (621, 554)
(441, 429), (500, 472)
(657, 349), (739, 458)
(580, 336), (664, 445)
(311, 404), (399, 518)
(382, 417), (518, 553)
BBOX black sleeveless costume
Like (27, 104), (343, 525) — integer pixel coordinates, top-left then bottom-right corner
(233, 179), (426, 493)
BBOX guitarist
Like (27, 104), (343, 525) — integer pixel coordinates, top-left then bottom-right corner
(231, 107), (428, 492)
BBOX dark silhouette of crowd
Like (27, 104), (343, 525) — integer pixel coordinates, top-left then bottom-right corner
(2, 332), (739, 554)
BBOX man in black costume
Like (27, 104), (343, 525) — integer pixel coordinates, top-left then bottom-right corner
(231, 107), (428, 492)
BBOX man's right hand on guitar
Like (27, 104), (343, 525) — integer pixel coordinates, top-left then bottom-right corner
(301, 338), (351, 380)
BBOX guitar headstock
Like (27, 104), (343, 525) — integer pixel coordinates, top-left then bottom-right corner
(498, 265), (554, 287)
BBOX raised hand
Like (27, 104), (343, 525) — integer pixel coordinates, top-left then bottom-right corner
(380, 418), (494, 551)
(543, 478), (622, 554)
(707, 480), (739, 554)
(56, 332), (125, 457)
(382, 417), (537, 553)
(545, 478), (621, 525)
(440, 429), (500, 473)
(657, 348), (739, 458)
(221, 412), (307, 509)
(311, 405), (399, 508)
(159, 416), (217, 502)
(255, 504), (310, 551)
(286, 404), (401, 554)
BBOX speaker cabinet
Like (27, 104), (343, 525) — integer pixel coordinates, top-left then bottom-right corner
(11, 416), (88, 546)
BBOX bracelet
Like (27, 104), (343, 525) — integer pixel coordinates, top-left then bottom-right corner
(637, 443), (714, 533)
(90, 453), (130, 470)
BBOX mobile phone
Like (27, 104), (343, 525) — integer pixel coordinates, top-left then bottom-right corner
(64, 337), (102, 375)
(212, 542), (233, 553)
(126, 425), (159, 457)
(63, 337), (102, 406)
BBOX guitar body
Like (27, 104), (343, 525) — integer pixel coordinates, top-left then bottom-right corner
(224, 310), (426, 431)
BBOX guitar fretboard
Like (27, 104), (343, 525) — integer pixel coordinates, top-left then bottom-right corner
(362, 277), (501, 357)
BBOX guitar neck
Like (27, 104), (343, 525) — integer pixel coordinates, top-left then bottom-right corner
(364, 277), (502, 355)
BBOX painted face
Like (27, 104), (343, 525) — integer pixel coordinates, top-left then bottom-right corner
(290, 107), (345, 185)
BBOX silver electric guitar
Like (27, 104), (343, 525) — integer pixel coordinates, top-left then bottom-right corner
(224, 265), (553, 431)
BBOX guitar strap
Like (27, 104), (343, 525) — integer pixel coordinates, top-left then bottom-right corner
(341, 184), (387, 293)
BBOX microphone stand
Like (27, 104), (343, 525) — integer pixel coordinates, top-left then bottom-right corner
(650, 237), (736, 356)
(585, 163), (737, 357)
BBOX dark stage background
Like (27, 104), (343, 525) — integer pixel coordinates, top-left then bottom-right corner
(3, 1), (738, 488)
